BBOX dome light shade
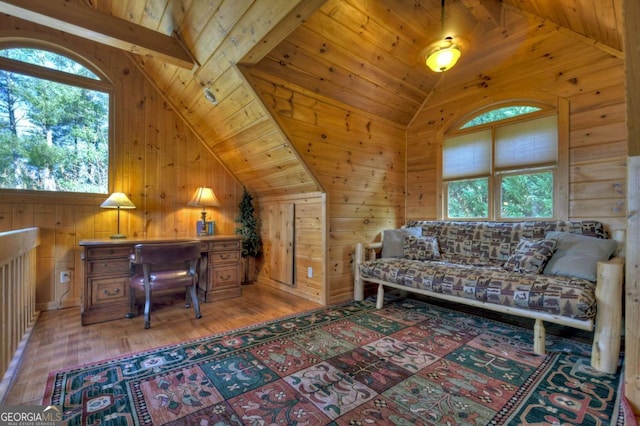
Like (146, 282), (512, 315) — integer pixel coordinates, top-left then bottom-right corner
(426, 38), (461, 72)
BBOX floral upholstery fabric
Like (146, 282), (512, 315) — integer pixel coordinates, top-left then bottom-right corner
(359, 220), (608, 321)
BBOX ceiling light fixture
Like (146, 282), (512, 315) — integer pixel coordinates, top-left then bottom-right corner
(425, 0), (461, 73)
(426, 37), (461, 72)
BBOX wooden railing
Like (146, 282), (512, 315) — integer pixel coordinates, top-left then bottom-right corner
(0, 227), (40, 404)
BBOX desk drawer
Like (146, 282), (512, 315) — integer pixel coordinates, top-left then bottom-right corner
(87, 259), (131, 275)
(209, 240), (241, 251)
(211, 264), (239, 287)
(89, 276), (128, 305)
(209, 250), (239, 265)
(85, 246), (132, 259)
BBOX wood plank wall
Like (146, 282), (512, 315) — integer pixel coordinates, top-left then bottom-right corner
(0, 17), (243, 312)
(406, 12), (627, 234)
(247, 72), (406, 304)
(257, 193), (326, 304)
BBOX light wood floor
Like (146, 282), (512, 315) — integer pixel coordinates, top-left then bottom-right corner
(4, 284), (321, 406)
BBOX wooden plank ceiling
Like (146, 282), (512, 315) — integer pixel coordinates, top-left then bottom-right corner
(0, 0), (624, 198)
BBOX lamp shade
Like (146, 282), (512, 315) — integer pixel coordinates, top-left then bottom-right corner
(100, 192), (135, 239)
(100, 192), (136, 209)
(188, 187), (221, 208)
(426, 38), (461, 72)
(189, 187), (221, 236)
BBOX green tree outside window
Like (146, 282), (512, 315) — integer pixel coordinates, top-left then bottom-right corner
(0, 47), (109, 193)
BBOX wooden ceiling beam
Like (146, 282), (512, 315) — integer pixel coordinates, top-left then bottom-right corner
(0, 0), (197, 69)
(460, 0), (503, 29)
(503, 3), (623, 59)
(239, 0), (327, 66)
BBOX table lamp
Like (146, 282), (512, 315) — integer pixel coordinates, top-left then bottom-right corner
(100, 192), (136, 239)
(188, 187), (221, 236)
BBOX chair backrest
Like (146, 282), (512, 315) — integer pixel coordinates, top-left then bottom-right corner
(131, 241), (202, 274)
(128, 241), (203, 328)
(132, 241), (202, 264)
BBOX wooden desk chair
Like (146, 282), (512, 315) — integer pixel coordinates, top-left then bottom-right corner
(126, 241), (203, 329)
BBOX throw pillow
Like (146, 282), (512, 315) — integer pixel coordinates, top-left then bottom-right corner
(381, 227), (422, 258)
(503, 238), (557, 274)
(543, 231), (618, 281)
(403, 235), (441, 260)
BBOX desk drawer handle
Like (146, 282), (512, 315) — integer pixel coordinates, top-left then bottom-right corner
(218, 254), (230, 259)
(102, 288), (121, 296)
(220, 274), (231, 281)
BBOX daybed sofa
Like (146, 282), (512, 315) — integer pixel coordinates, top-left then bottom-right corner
(354, 220), (624, 373)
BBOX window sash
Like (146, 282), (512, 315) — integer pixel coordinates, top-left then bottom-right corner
(495, 115), (557, 170)
(498, 169), (555, 219)
(442, 129), (491, 180)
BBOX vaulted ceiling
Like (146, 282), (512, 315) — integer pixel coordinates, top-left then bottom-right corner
(0, 0), (624, 197)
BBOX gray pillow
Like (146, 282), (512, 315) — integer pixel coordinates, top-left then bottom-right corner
(543, 231), (618, 281)
(382, 227), (422, 258)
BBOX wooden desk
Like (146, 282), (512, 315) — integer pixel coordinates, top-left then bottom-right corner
(79, 235), (242, 325)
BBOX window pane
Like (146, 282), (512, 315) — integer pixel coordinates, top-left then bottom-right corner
(443, 129), (491, 179)
(0, 69), (109, 193)
(447, 178), (488, 218)
(495, 115), (557, 170)
(501, 172), (553, 218)
(1, 48), (99, 79)
(461, 105), (541, 129)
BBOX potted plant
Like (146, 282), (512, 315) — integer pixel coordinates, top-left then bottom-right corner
(235, 187), (262, 283)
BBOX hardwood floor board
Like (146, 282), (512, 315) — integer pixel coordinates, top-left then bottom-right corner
(4, 284), (321, 406)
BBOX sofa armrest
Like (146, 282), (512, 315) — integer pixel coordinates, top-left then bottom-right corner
(592, 255), (625, 373)
(354, 242), (383, 301)
(364, 242), (382, 260)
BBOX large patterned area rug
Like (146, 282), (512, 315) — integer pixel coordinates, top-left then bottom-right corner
(44, 297), (628, 425)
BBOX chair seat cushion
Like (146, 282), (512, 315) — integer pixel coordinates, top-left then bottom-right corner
(129, 271), (197, 291)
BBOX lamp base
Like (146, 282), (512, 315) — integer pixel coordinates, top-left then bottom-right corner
(110, 233), (127, 239)
(197, 221), (214, 236)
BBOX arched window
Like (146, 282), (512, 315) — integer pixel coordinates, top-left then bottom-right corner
(442, 103), (565, 220)
(0, 46), (111, 194)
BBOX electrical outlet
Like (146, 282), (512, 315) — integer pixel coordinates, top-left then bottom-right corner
(307, 267), (313, 278)
(60, 271), (70, 284)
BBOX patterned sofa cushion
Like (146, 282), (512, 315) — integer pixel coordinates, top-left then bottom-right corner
(503, 238), (557, 274)
(359, 258), (596, 320)
(404, 220), (608, 265)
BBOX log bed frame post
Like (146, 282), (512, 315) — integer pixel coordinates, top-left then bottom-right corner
(533, 319), (545, 355)
(623, 0), (640, 413)
(354, 243), (364, 301)
(592, 256), (625, 373)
